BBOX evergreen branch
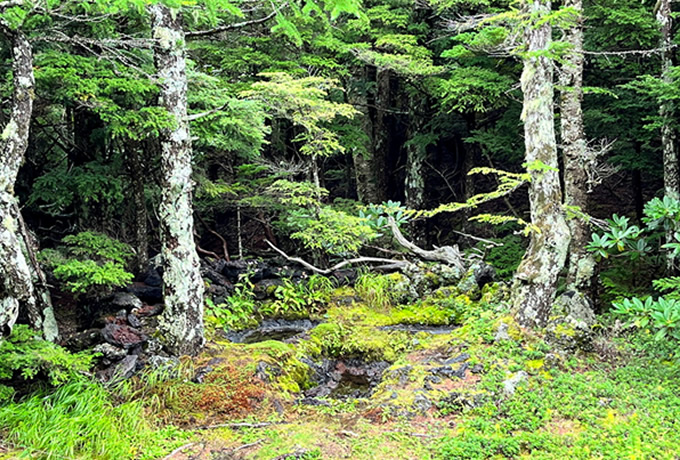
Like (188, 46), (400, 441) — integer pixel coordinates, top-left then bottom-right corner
(186, 3), (287, 38)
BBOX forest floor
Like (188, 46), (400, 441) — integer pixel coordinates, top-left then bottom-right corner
(3, 275), (680, 459)
(139, 281), (680, 459)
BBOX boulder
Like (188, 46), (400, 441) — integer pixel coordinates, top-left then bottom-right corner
(503, 371), (528, 397)
(102, 323), (147, 349)
(109, 292), (143, 310)
(93, 343), (127, 362)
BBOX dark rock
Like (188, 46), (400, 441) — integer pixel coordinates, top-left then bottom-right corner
(253, 279), (284, 300)
(126, 285), (163, 304)
(442, 353), (470, 365)
(474, 263), (496, 288)
(134, 303), (163, 317)
(300, 397), (331, 407)
(304, 359), (389, 399)
(109, 292), (143, 310)
(127, 313), (142, 328)
(102, 323), (146, 349)
(424, 375), (441, 384)
(93, 343), (127, 362)
(221, 260), (275, 283)
(142, 268), (162, 287)
(438, 391), (485, 411)
(64, 329), (101, 351)
(471, 364), (484, 374)
(331, 269), (357, 286)
(110, 355), (138, 381)
(256, 361), (281, 382)
(430, 362), (468, 379)
(412, 393), (433, 412)
(202, 264), (233, 289)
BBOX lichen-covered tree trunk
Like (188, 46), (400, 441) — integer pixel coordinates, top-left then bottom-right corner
(657, 0), (679, 270)
(513, 0), (571, 328)
(559, 0), (597, 295)
(405, 92), (427, 242)
(0, 24), (58, 341)
(150, 4), (205, 356)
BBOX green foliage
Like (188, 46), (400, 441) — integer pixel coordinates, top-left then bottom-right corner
(263, 275), (334, 319)
(0, 380), (187, 460)
(355, 273), (394, 310)
(206, 275), (258, 331)
(485, 233), (526, 280)
(39, 232), (134, 296)
(0, 325), (94, 401)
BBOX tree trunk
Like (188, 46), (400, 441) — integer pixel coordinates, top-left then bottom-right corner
(513, 0), (571, 328)
(150, 4), (205, 356)
(559, 0), (597, 296)
(347, 71), (380, 203)
(127, 140), (148, 274)
(405, 91), (427, 242)
(657, 0), (679, 270)
(0, 24), (58, 341)
(373, 69), (391, 203)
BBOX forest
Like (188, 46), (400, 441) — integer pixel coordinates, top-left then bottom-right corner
(2, 0), (680, 458)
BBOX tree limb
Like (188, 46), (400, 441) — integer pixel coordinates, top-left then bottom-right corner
(264, 240), (407, 274)
(186, 4), (287, 38)
(387, 217), (466, 272)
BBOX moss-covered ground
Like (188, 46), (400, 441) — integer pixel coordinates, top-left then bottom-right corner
(4, 276), (680, 459)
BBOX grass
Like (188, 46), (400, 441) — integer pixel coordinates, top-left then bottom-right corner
(0, 380), (188, 460)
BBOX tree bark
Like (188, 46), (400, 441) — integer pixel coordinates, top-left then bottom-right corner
(373, 69), (391, 203)
(150, 4), (205, 356)
(657, 0), (678, 270)
(347, 71), (380, 203)
(405, 91), (427, 242)
(0, 23), (58, 340)
(559, 0), (597, 296)
(127, 140), (148, 274)
(513, 0), (571, 328)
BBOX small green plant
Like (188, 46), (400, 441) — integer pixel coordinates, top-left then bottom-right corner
(39, 231), (134, 297)
(0, 325), (95, 401)
(262, 275), (333, 319)
(206, 274), (258, 331)
(612, 296), (680, 342)
(355, 273), (394, 310)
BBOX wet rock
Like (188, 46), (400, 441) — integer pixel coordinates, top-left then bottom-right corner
(227, 319), (317, 344)
(503, 371), (528, 397)
(64, 329), (101, 351)
(385, 366), (413, 386)
(93, 343), (127, 362)
(126, 285), (163, 304)
(109, 292), (143, 311)
(300, 397), (331, 407)
(412, 393), (433, 413)
(304, 359), (389, 399)
(202, 263), (233, 289)
(102, 323), (147, 349)
(430, 362), (468, 379)
(221, 260), (275, 283)
(546, 291), (596, 352)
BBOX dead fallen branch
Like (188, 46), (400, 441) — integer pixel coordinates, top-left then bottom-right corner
(387, 217), (466, 272)
(233, 438), (265, 452)
(265, 240), (408, 274)
(162, 442), (196, 460)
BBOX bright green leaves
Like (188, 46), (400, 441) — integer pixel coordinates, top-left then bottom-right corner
(438, 66), (514, 112)
(242, 72), (357, 157)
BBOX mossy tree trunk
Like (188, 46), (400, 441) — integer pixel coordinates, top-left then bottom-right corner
(126, 139), (148, 274)
(559, 0), (597, 296)
(513, 0), (571, 328)
(0, 22), (58, 341)
(657, 0), (679, 270)
(405, 91), (427, 242)
(150, 4), (205, 356)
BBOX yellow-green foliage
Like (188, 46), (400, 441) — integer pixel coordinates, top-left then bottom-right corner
(303, 323), (410, 362)
(355, 273), (395, 310)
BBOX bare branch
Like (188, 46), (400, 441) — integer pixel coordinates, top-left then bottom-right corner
(264, 240), (406, 274)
